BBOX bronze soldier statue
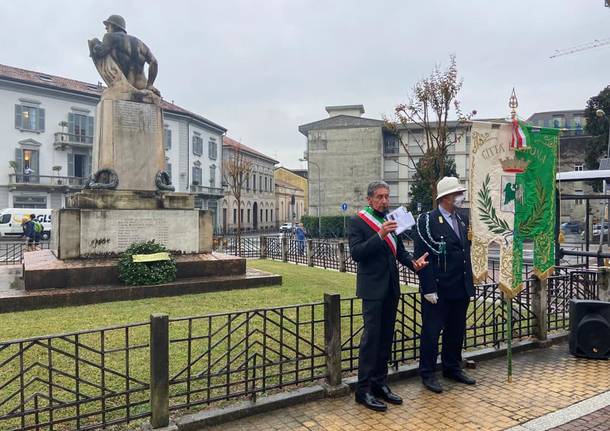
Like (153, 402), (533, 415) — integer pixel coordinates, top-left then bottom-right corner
(89, 15), (160, 98)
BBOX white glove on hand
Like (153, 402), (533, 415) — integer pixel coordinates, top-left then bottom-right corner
(424, 293), (439, 304)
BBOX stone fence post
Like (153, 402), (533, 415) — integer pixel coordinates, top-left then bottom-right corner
(150, 314), (170, 429)
(307, 239), (314, 267)
(323, 293), (349, 397)
(260, 236), (267, 259)
(281, 235), (288, 262)
(597, 267), (610, 302)
(337, 242), (346, 273)
(531, 276), (548, 341)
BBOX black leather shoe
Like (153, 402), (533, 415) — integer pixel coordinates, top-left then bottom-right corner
(443, 370), (476, 385)
(355, 392), (387, 412)
(372, 385), (403, 405)
(421, 376), (443, 393)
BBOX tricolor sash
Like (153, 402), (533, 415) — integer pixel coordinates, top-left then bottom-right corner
(357, 207), (397, 256)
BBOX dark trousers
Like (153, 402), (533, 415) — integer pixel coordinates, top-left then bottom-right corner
(357, 292), (399, 394)
(419, 296), (470, 378)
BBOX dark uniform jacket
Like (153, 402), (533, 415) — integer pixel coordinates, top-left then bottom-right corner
(413, 208), (475, 299)
(348, 214), (415, 300)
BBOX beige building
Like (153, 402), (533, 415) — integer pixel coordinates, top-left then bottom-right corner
(298, 105), (472, 215)
(274, 166), (308, 214)
(221, 136), (278, 233)
(275, 179), (305, 225)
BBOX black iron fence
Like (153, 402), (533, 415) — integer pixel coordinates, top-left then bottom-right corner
(0, 241), (51, 265)
(0, 269), (600, 430)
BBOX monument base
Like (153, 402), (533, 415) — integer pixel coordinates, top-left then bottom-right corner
(51, 207), (212, 259)
(24, 250), (246, 290)
(67, 190), (194, 210)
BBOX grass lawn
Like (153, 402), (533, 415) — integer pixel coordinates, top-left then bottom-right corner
(0, 260), (516, 430)
(0, 260), (416, 341)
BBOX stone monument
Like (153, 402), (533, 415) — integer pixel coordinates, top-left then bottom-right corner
(18, 16), (279, 297)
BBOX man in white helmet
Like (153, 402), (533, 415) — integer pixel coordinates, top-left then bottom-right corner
(413, 176), (476, 393)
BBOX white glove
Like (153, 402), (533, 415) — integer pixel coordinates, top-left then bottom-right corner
(424, 293), (438, 304)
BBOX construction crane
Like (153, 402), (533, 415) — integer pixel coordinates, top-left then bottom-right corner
(550, 37), (610, 58)
(550, 1), (610, 58)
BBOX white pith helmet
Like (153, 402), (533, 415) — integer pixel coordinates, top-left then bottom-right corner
(436, 176), (466, 200)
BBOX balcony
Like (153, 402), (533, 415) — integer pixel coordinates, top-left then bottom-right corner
(9, 174), (87, 191)
(53, 132), (93, 150)
(189, 184), (224, 196)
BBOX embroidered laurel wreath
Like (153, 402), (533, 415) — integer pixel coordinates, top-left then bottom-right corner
(118, 241), (177, 285)
(477, 173), (547, 238)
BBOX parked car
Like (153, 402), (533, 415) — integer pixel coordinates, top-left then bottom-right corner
(0, 208), (52, 240)
(279, 223), (295, 233)
(581, 223), (609, 240)
(560, 221), (583, 234)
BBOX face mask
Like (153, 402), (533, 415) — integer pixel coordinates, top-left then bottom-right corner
(453, 195), (466, 208)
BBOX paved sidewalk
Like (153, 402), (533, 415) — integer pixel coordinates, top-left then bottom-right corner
(549, 405), (610, 431)
(205, 344), (610, 431)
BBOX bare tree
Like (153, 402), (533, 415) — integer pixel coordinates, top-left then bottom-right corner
(223, 141), (253, 253)
(385, 55), (474, 208)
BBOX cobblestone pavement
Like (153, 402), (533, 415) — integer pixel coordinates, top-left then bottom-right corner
(205, 344), (610, 431)
(548, 405), (610, 431)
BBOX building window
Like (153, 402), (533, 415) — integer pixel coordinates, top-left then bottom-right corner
(68, 152), (92, 178)
(383, 135), (399, 154)
(14, 148), (40, 183)
(233, 208), (237, 223)
(209, 165), (216, 187)
(164, 127), (172, 150)
(166, 161), (172, 179)
(240, 209), (244, 223)
(264, 176), (268, 191)
(553, 116), (564, 128)
(573, 116), (585, 135)
(192, 133), (203, 156)
(15, 105), (45, 132)
(192, 166), (202, 185)
(68, 113), (94, 143)
(13, 195), (47, 209)
(271, 209), (273, 222)
(265, 209), (269, 222)
(252, 174), (256, 191)
(208, 139), (217, 160)
(247, 208), (251, 223)
(574, 164), (584, 172)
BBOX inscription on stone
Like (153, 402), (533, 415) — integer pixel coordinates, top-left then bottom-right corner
(80, 209), (198, 256)
(114, 100), (158, 132)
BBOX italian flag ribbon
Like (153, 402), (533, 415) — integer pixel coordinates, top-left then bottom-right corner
(358, 206), (397, 256)
(511, 119), (527, 149)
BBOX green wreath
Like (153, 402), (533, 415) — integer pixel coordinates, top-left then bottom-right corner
(477, 174), (512, 235)
(118, 241), (177, 286)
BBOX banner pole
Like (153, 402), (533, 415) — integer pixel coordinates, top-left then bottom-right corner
(506, 296), (513, 383)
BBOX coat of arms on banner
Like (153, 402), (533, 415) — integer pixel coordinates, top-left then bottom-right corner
(469, 121), (558, 298)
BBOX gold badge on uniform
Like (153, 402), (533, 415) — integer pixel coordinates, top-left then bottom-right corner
(438, 216), (444, 224)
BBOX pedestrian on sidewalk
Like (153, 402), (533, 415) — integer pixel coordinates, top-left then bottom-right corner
(413, 176), (477, 394)
(348, 180), (429, 412)
(22, 215), (36, 251)
(295, 223), (306, 255)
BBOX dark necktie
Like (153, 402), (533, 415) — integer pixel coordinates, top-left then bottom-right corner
(450, 213), (460, 239)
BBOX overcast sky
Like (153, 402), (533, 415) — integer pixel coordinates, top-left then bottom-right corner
(1, 0), (610, 167)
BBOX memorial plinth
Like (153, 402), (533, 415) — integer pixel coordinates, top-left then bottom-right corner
(19, 14), (281, 296)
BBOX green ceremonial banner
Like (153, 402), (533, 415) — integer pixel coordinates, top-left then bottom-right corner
(512, 122), (559, 289)
(469, 121), (558, 298)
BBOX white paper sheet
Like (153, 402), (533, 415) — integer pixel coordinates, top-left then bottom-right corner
(385, 206), (416, 235)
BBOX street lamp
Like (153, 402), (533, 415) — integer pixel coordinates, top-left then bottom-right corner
(299, 157), (322, 237)
(595, 109), (610, 249)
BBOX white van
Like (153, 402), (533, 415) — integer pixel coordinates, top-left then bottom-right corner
(0, 208), (52, 240)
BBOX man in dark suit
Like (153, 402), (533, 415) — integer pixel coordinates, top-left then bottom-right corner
(349, 181), (429, 412)
(414, 176), (477, 393)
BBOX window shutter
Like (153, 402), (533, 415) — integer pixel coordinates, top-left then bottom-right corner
(15, 105), (22, 129)
(37, 108), (45, 132)
(14, 148), (23, 175)
(31, 150), (40, 182)
(67, 153), (75, 177)
(87, 116), (94, 142)
(68, 113), (75, 135)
